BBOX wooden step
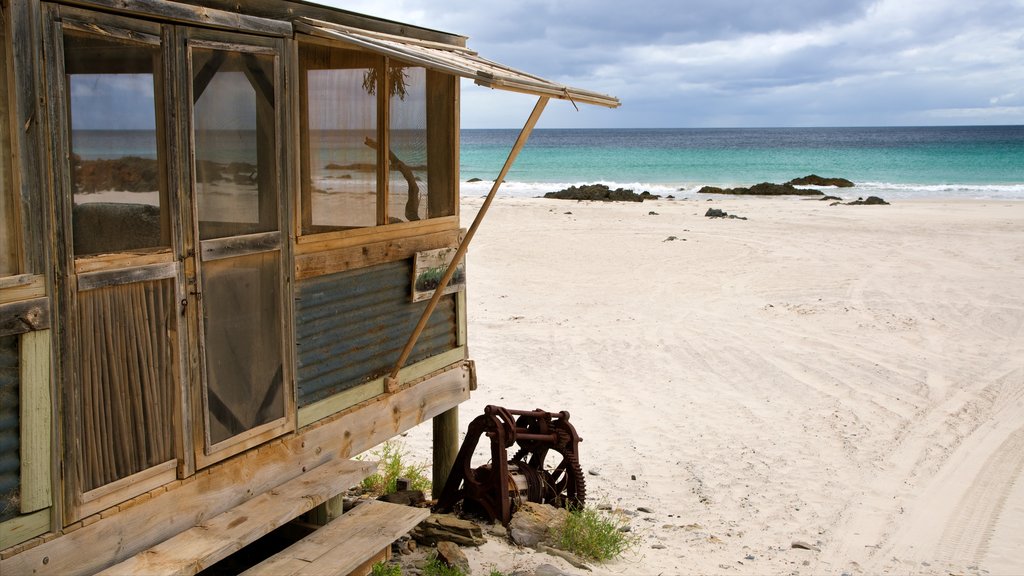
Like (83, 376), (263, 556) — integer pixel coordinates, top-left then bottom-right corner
(241, 499), (430, 576)
(97, 458), (376, 576)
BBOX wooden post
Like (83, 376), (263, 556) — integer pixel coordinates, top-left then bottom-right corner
(432, 406), (459, 494)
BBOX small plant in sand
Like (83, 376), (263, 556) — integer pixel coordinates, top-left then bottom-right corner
(370, 561), (401, 576)
(554, 506), (638, 562)
(422, 552), (467, 576)
(358, 439), (431, 495)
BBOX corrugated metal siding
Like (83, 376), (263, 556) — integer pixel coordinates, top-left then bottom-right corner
(0, 335), (19, 522)
(295, 260), (458, 406)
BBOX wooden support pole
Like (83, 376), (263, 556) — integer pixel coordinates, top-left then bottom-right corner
(432, 406), (459, 493)
(387, 96), (549, 386)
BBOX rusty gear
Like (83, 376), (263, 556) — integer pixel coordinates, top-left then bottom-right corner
(435, 406), (584, 525)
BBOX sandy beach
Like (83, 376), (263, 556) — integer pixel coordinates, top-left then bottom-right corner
(400, 194), (1024, 576)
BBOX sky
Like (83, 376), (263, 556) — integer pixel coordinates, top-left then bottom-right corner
(315, 0), (1024, 129)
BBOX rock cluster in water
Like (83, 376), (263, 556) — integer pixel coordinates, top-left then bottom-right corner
(544, 184), (660, 202)
(698, 182), (823, 196)
(786, 174), (855, 187)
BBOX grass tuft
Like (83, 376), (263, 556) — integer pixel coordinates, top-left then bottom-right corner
(554, 506), (638, 562)
(423, 552), (466, 576)
(370, 561), (401, 576)
(358, 439), (431, 495)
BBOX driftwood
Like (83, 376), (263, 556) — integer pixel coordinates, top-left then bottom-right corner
(364, 137), (421, 221)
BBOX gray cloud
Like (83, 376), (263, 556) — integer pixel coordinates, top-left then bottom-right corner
(316, 0), (1024, 127)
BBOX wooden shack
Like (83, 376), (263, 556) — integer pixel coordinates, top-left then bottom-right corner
(0, 0), (618, 572)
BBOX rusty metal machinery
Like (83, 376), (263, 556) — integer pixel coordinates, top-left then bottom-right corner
(435, 406), (585, 525)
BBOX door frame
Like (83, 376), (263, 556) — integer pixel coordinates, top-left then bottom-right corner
(178, 26), (295, 469)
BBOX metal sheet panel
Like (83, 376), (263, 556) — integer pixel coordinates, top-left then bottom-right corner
(295, 260), (458, 406)
(0, 335), (19, 522)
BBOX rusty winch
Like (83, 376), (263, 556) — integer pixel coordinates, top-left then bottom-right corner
(435, 406), (585, 525)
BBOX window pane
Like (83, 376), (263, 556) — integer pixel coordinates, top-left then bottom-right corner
(77, 280), (177, 491)
(64, 33), (167, 257)
(192, 49), (278, 240)
(201, 251), (284, 445)
(388, 65), (427, 223)
(301, 45), (380, 233)
(0, 23), (16, 275)
(387, 67), (455, 222)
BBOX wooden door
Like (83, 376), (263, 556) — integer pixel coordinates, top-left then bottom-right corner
(182, 30), (293, 467)
(47, 7), (185, 523)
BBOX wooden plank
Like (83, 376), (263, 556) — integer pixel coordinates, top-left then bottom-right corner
(0, 367), (470, 575)
(19, 329), (52, 514)
(58, 0), (292, 37)
(97, 458), (377, 576)
(298, 349), (467, 428)
(0, 509), (50, 552)
(79, 461), (177, 519)
(240, 500), (429, 576)
(76, 261), (179, 291)
(457, 290), (467, 347)
(199, 230), (280, 262)
(73, 251), (173, 275)
(294, 213), (456, 253)
(9, 0), (47, 275)
(0, 275), (45, 304)
(0, 297), (49, 337)
(295, 228), (460, 280)
(196, 0), (466, 47)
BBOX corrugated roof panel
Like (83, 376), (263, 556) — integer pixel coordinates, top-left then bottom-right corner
(294, 17), (621, 109)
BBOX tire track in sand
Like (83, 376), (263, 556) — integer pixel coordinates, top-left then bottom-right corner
(936, 423), (1024, 567)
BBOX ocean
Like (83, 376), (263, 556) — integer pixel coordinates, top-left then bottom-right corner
(462, 126), (1024, 200)
(72, 125), (1024, 200)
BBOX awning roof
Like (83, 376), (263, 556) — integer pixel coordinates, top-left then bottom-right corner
(293, 17), (620, 109)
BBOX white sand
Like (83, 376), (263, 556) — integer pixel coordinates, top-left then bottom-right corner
(400, 194), (1024, 576)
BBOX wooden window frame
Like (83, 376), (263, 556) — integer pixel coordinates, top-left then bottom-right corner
(293, 34), (460, 253)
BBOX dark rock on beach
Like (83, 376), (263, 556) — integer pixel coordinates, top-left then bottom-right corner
(705, 208), (747, 220)
(466, 177), (483, 182)
(846, 196), (889, 205)
(544, 183), (660, 202)
(698, 182), (823, 196)
(786, 174), (855, 187)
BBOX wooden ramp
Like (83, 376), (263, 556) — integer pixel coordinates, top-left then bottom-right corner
(241, 499), (430, 576)
(97, 458), (376, 576)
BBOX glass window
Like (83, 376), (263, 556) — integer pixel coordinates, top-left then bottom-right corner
(1, 22), (18, 275)
(388, 65), (427, 223)
(192, 49), (278, 240)
(63, 32), (168, 257)
(300, 44), (380, 233)
(388, 65), (455, 223)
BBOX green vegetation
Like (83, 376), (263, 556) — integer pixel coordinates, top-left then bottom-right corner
(423, 553), (465, 576)
(414, 264), (465, 292)
(359, 440), (431, 495)
(370, 561), (402, 576)
(554, 506), (638, 562)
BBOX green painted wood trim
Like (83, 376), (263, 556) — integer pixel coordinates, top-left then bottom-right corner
(20, 330), (51, 513)
(0, 508), (50, 551)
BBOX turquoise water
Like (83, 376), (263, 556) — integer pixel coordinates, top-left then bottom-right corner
(461, 126), (1024, 199)
(73, 126), (1024, 200)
